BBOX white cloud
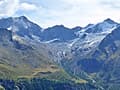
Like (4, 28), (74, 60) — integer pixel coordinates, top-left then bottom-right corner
(0, 0), (120, 28)
(101, 0), (120, 9)
(33, 0), (120, 28)
(19, 3), (37, 11)
(0, 0), (37, 17)
(0, 0), (19, 17)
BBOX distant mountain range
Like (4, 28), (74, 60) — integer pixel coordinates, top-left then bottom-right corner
(0, 16), (120, 90)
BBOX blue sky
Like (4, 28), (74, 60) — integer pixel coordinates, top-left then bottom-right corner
(0, 0), (120, 28)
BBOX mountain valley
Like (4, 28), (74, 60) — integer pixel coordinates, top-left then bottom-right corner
(0, 16), (120, 90)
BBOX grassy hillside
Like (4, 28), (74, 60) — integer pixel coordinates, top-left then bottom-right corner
(0, 41), (88, 85)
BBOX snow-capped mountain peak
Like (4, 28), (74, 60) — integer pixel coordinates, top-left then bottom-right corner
(85, 19), (118, 33)
(0, 16), (42, 41)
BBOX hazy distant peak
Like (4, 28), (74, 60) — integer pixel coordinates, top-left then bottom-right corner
(103, 18), (116, 24)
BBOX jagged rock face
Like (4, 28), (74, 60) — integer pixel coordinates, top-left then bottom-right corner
(0, 28), (32, 50)
(93, 26), (120, 59)
(0, 28), (12, 42)
(99, 26), (120, 49)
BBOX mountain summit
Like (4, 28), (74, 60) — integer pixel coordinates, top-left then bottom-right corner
(0, 16), (42, 40)
(103, 18), (117, 24)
